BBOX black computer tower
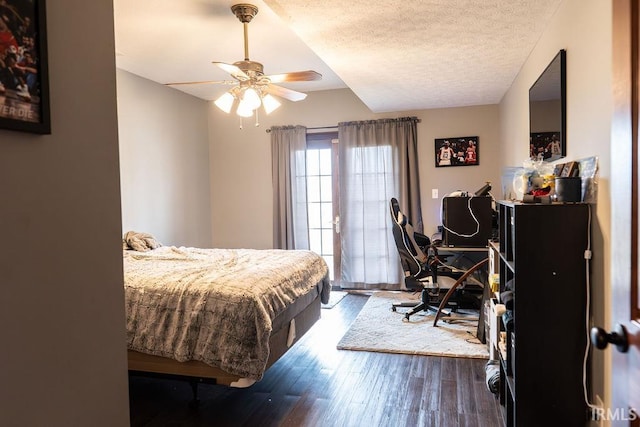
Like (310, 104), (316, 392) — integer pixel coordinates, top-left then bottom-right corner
(442, 196), (493, 247)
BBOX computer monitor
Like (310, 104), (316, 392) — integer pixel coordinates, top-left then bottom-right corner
(442, 196), (493, 247)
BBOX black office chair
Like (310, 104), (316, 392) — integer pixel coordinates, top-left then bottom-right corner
(389, 197), (459, 320)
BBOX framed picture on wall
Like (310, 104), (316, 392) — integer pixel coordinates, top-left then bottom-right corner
(435, 136), (479, 167)
(0, 0), (51, 134)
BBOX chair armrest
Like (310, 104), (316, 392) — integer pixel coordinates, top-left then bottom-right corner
(413, 232), (431, 248)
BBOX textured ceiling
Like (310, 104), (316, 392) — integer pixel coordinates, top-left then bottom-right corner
(114, 0), (562, 113)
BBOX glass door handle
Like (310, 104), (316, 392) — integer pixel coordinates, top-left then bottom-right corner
(333, 216), (340, 234)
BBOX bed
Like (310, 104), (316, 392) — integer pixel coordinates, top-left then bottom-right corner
(123, 242), (330, 388)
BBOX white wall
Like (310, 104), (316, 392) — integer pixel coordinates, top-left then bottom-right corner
(208, 89), (502, 247)
(0, 2), (130, 426)
(117, 70), (212, 247)
(499, 0), (612, 412)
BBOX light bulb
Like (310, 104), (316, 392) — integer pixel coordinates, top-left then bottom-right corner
(242, 87), (261, 110)
(214, 91), (234, 114)
(236, 101), (254, 117)
(262, 94), (281, 115)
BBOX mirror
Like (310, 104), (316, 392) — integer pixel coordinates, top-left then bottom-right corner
(529, 49), (566, 162)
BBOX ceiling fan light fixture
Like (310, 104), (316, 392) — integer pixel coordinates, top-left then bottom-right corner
(170, 3), (321, 127)
(242, 87), (262, 110)
(214, 91), (235, 114)
(262, 94), (281, 114)
(236, 101), (254, 117)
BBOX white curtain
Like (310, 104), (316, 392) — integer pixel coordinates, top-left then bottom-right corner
(270, 125), (309, 250)
(338, 117), (422, 288)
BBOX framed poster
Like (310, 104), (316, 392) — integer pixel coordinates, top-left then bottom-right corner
(435, 136), (479, 167)
(0, 0), (50, 134)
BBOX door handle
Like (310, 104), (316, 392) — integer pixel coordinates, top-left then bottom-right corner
(590, 324), (629, 353)
(333, 215), (340, 234)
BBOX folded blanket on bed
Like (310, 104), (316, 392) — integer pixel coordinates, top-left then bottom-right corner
(123, 231), (162, 252)
(124, 246), (330, 381)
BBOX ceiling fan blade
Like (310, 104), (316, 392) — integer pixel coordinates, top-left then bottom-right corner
(165, 80), (234, 86)
(213, 62), (249, 80)
(265, 84), (308, 102)
(266, 70), (322, 83)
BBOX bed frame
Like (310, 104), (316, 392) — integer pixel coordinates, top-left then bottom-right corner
(128, 293), (322, 395)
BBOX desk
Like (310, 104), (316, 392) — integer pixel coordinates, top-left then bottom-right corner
(435, 245), (488, 255)
(434, 245), (488, 282)
(432, 245), (490, 327)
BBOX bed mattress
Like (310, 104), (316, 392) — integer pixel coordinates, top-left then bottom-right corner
(124, 246), (330, 381)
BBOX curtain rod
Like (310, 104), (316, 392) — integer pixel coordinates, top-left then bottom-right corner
(265, 117), (421, 133)
(308, 125), (339, 130)
(266, 125), (337, 133)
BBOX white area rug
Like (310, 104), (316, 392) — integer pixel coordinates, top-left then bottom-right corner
(337, 291), (488, 359)
(321, 290), (348, 309)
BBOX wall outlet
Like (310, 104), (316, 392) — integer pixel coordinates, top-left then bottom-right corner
(432, 189), (438, 199)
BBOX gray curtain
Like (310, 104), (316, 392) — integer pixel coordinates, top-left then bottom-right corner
(338, 117), (422, 288)
(271, 125), (309, 250)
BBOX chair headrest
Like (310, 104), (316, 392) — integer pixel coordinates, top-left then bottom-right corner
(397, 211), (408, 226)
(390, 198), (400, 214)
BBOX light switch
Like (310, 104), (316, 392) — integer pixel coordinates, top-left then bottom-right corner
(432, 189), (438, 199)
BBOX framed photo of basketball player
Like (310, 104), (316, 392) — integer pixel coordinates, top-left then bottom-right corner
(0, 0), (51, 134)
(435, 136), (479, 167)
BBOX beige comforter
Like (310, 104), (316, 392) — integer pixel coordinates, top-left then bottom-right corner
(124, 246), (330, 380)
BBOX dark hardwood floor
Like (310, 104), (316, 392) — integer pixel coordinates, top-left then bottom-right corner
(129, 293), (504, 426)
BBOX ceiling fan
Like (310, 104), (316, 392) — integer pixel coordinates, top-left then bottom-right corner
(166, 3), (322, 120)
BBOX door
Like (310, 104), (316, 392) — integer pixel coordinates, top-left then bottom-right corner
(608, 1), (640, 424)
(305, 132), (341, 285)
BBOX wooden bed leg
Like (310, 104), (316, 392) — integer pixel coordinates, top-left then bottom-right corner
(189, 381), (200, 408)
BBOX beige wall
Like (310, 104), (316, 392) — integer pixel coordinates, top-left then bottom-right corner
(116, 0), (614, 416)
(208, 89), (371, 249)
(117, 70), (212, 247)
(208, 89), (502, 247)
(0, 2), (130, 426)
(417, 105), (501, 235)
(499, 0), (612, 412)
(0, 0), (614, 424)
